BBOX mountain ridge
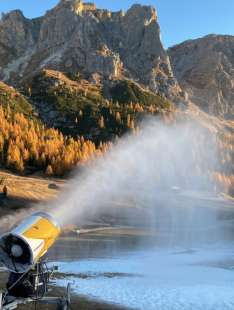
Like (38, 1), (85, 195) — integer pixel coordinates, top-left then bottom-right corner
(0, 1), (183, 101)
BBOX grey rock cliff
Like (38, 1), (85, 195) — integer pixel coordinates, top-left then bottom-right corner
(0, 0), (181, 100)
(169, 35), (234, 118)
(0, 10), (41, 79)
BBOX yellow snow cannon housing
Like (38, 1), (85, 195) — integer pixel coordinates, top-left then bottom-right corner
(0, 212), (61, 273)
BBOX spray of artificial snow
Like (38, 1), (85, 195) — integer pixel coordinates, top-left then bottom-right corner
(50, 118), (223, 246)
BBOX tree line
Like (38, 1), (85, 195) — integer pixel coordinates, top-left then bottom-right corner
(0, 105), (110, 176)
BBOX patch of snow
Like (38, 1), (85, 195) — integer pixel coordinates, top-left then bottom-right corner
(55, 245), (234, 310)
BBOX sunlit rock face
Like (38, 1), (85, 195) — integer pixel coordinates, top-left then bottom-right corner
(169, 35), (234, 119)
(0, 1), (181, 101)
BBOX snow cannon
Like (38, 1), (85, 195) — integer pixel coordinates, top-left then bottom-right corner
(0, 212), (61, 273)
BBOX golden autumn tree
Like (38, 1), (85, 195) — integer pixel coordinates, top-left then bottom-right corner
(98, 115), (105, 129)
(46, 165), (54, 176)
(0, 102), (111, 176)
(115, 112), (121, 123)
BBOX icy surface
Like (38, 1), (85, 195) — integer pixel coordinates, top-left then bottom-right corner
(55, 245), (234, 310)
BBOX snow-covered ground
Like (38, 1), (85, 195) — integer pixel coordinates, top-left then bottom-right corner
(55, 244), (234, 310)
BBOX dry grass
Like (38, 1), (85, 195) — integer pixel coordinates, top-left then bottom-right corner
(0, 170), (64, 207)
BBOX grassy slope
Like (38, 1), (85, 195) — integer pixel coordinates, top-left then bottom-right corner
(0, 170), (64, 232)
(110, 79), (171, 109)
(28, 70), (173, 142)
(0, 170), (64, 203)
(0, 81), (34, 117)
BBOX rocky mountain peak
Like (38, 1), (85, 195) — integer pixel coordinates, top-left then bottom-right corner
(0, 1), (183, 101)
(0, 9), (41, 80)
(125, 4), (157, 25)
(1, 9), (24, 21)
(56, 0), (96, 14)
(169, 34), (234, 118)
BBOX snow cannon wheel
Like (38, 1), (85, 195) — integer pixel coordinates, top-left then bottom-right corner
(66, 283), (71, 306)
(57, 300), (68, 310)
(57, 283), (71, 310)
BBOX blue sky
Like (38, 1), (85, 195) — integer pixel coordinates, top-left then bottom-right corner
(0, 0), (233, 48)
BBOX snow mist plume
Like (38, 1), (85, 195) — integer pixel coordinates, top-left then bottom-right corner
(51, 118), (222, 246)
